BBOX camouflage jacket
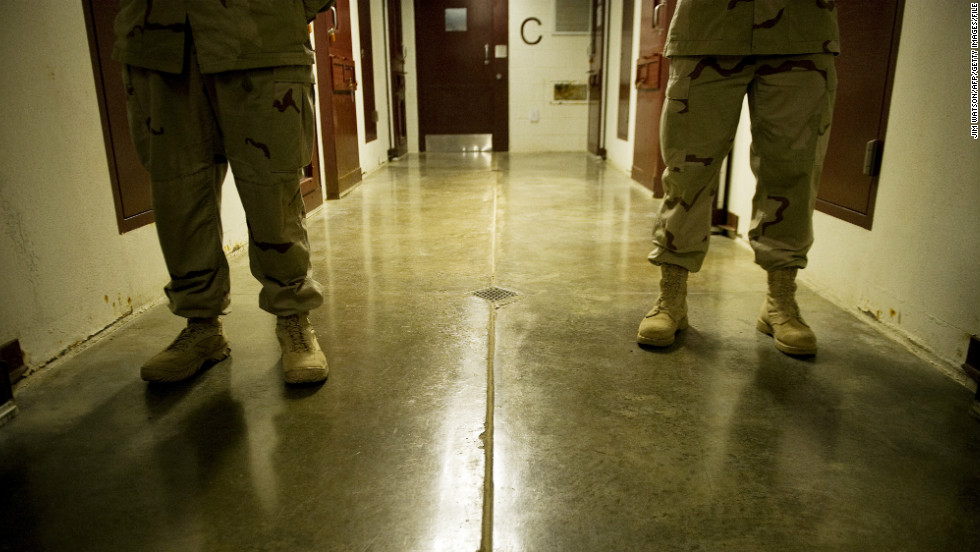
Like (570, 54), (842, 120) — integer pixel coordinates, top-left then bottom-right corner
(112, 0), (335, 74)
(665, 0), (840, 57)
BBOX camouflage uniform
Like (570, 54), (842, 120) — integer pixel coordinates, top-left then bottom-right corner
(113, 0), (334, 318)
(648, 0), (840, 272)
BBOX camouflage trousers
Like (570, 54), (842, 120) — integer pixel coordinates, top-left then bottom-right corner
(122, 46), (323, 318)
(648, 54), (837, 272)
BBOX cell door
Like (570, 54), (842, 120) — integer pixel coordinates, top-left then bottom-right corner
(314, 0), (363, 199)
(414, 0), (508, 152)
(816, 0), (904, 229)
(630, 0), (673, 197)
(83, 0), (154, 233)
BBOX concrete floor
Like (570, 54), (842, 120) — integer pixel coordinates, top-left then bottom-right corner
(2, 153), (978, 551)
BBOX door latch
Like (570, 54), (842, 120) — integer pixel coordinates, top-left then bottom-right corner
(863, 139), (883, 177)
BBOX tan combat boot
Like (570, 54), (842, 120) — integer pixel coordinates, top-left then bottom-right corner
(757, 268), (817, 356)
(638, 263), (689, 347)
(276, 313), (328, 384)
(141, 317), (230, 383)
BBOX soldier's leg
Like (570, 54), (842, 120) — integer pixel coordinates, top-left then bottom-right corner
(746, 54), (837, 270)
(640, 56), (754, 347)
(214, 65), (327, 383)
(213, 66), (324, 316)
(649, 56), (755, 272)
(746, 53), (837, 355)
(123, 50), (232, 382)
(122, 58), (230, 318)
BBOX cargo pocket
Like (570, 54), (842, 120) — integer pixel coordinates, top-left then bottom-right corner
(660, 59), (696, 171)
(663, 67), (692, 115)
(121, 65), (154, 173)
(815, 54), (838, 162)
(268, 65), (316, 173)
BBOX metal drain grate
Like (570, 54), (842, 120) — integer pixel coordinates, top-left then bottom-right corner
(472, 286), (519, 303)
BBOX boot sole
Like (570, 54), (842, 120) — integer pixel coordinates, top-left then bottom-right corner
(284, 367), (329, 385)
(756, 319), (816, 356)
(141, 346), (231, 383)
(637, 317), (689, 347)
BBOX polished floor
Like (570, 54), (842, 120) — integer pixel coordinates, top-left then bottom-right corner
(2, 154), (978, 552)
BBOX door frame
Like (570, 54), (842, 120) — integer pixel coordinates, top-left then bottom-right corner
(384, 0), (409, 159)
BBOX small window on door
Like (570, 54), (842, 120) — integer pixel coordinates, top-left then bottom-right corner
(445, 8), (468, 31)
(555, 0), (591, 34)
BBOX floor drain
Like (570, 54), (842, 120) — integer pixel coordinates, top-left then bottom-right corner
(472, 286), (519, 303)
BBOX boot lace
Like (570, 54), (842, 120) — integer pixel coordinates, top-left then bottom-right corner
(653, 281), (682, 314)
(281, 316), (312, 353)
(770, 273), (802, 319)
(652, 265), (687, 315)
(165, 324), (210, 352)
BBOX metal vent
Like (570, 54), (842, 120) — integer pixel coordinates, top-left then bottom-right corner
(472, 287), (519, 303)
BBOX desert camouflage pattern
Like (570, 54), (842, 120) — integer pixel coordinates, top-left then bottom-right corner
(648, 0), (839, 273)
(123, 41), (322, 318)
(665, 0), (840, 57)
(112, 0), (334, 74)
(648, 52), (837, 272)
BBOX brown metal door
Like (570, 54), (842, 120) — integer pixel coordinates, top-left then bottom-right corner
(315, 0), (363, 199)
(630, 0), (672, 197)
(83, 0), (154, 232)
(387, 0), (408, 159)
(414, 0), (508, 151)
(816, 0), (904, 229)
(586, 0), (606, 157)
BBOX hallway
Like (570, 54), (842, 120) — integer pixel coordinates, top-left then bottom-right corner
(1, 153), (977, 551)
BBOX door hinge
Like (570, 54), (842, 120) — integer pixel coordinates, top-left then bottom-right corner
(863, 139), (883, 177)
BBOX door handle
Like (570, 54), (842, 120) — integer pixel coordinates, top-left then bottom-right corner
(328, 6), (339, 41)
(654, 3), (664, 29)
(863, 139), (883, 176)
(485, 44), (491, 65)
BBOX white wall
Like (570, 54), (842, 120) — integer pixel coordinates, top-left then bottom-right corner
(0, 1), (249, 373)
(508, 0), (592, 152)
(726, 0), (980, 379)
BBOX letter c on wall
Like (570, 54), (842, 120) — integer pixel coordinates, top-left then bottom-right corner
(521, 17), (542, 45)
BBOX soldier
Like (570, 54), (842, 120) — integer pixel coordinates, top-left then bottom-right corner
(637, 0), (839, 355)
(113, 1), (336, 384)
